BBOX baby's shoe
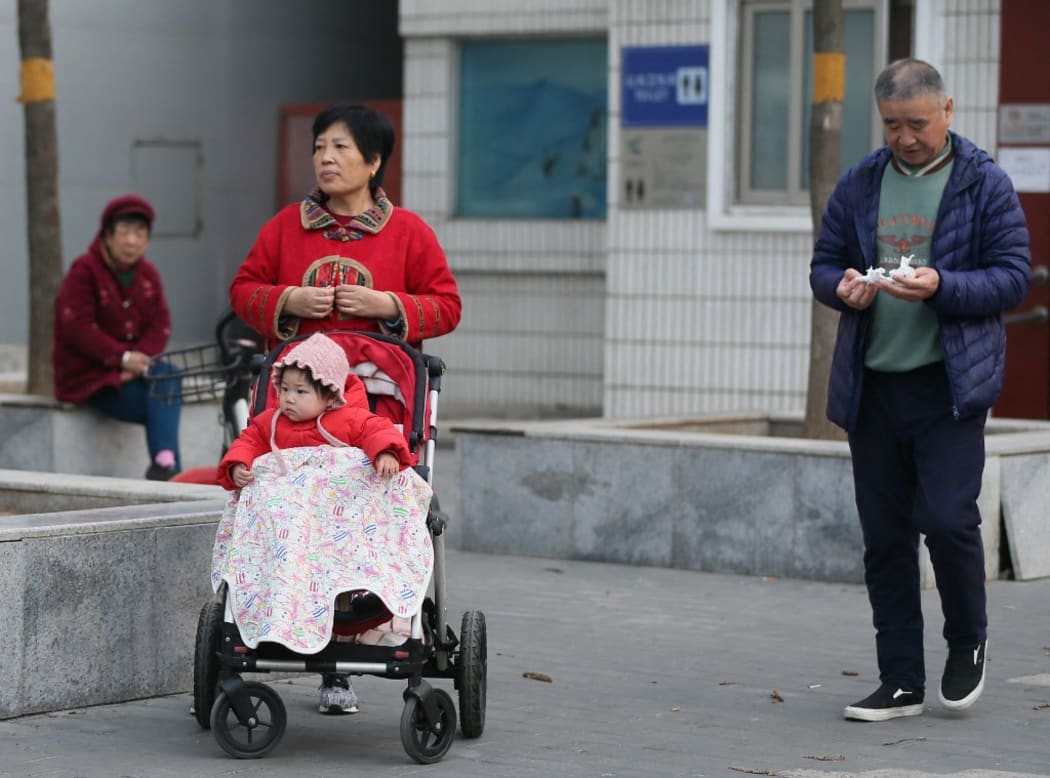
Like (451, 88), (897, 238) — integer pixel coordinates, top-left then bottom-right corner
(319, 674), (359, 714)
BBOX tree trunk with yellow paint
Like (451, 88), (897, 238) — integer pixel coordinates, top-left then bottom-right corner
(803, 0), (846, 441)
(18, 0), (62, 395)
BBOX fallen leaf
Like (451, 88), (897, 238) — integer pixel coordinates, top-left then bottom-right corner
(841, 670), (859, 676)
(803, 754), (845, 761)
(719, 681), (737, 686)
(882, 736), (927, 746)
(522, 671), (553, 683)
(769, 690), (784, 703)
(728, 768), (778, 776)
(671, 706), (681, 712)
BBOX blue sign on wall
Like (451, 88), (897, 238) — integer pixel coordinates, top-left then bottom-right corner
(621, 45), (709, 128)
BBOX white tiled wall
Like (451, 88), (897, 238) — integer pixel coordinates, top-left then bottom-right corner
(400, 0), (608, 36)
(927, 0), (1000, 153)
(401, 3), (609, 417)
(604, 0), (813, 418)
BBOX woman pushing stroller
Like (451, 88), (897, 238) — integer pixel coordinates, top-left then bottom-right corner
(200, 102), (476, 759)
(214, 332), (431, 715)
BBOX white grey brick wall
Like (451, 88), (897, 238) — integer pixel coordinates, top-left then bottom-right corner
(401, 2), (609, 417)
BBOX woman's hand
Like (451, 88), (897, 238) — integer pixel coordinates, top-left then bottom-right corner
(334, 285), (398, 319)
(121, 350), (150, 377)
(231, 463), (254, 488)
(285, 286), (335, 319)
(374, 451), (400, 478)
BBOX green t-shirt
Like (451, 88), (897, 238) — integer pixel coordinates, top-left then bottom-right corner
(864, 159), (953, 371)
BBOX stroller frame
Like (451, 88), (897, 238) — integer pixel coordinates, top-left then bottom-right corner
(193, 329), (486, 763)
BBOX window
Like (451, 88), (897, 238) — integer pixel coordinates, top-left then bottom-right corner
(457, 38), (608, 219)
(737, 0), (882, 206)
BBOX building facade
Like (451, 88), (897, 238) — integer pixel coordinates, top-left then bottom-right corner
(5, 2), (1044, 419)
(404, 0), (1039, 419)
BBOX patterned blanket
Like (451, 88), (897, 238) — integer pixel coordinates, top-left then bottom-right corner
(211, 446), (433, 654)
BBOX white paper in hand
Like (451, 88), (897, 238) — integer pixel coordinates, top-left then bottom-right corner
(889, 254), (916, 280)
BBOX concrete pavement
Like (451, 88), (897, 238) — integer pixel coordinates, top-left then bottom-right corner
(2, 547), (1049, 778)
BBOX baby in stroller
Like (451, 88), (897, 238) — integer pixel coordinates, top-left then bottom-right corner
(214, 332), (431, 715)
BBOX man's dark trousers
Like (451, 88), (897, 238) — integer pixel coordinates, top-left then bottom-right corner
(847, 361), (988, 694)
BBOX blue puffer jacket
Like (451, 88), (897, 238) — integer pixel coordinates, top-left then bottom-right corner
(810, 131), (1031, 431)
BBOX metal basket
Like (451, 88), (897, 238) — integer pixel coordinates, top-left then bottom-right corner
(145, 343), (236, 403)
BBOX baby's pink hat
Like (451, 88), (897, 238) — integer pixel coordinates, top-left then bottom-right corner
(272, 333), (350, 407)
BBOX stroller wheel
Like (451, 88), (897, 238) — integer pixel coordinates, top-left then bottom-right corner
(400, 687), (456, 764)
(456, 610), (487, 738)
(210, 682), (287, 759)
(192, 599), (223, 729)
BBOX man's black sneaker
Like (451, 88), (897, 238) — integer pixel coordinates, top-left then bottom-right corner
(939, 640), (986, 710)
(844, 683), (924, 721)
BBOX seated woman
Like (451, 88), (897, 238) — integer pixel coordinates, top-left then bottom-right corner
(212, 333), (432, 716)
(52, 194), (182, 480)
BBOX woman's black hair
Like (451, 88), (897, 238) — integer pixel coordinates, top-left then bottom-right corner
(312, 104), (396, 200)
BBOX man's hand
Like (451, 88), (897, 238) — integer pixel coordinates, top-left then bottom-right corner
(284, 286), (335, 319)
(876, 266), (940, 302)
(836, 268), (880, 310)
(334, 285), (398, 319)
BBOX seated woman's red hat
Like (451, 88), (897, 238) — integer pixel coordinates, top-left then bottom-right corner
(99, 193), (155, 233)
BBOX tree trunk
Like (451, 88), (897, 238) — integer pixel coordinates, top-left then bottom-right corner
(802, 0), (846, 441)
(18, 0), (62, 395)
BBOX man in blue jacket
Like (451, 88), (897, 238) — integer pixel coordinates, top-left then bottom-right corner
(810, 59), (1031, 722)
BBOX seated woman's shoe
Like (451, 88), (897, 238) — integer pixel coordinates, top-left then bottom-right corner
(146, 450), (178, 481)
(145, 462), (178, 481)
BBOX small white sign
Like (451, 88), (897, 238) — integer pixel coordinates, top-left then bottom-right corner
(999, 104), (1050, 144)
(998, 146), (1050, 193)
(675, 67), (707, 105)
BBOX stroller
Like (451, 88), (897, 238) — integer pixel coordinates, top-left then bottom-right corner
(184, 328), (487, 763)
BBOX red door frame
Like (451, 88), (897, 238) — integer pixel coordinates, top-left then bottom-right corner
(995, 0), (1050, 420)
